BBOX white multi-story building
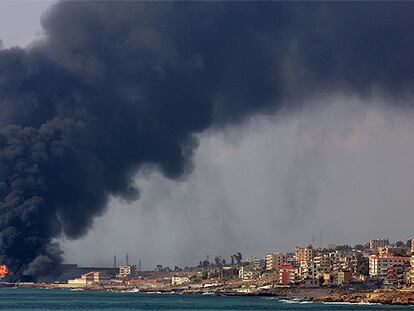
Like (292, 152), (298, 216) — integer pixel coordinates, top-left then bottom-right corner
(369, 255), (410, 279)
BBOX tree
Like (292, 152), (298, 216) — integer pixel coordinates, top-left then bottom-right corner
(395, 241), (405, 248)
(236, 252), (242, 264)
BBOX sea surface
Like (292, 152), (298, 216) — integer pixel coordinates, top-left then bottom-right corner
(0, 288), (413, 311)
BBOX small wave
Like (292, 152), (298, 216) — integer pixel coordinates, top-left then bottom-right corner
(279, 298), (300, 304)
(279, 298), (312, 304)
(321, 301), (381, 305)
(201, 292), (215, 296)
(263, 297), (279, 300)
(119, 288), (141, 293)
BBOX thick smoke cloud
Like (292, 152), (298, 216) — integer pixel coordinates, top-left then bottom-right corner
(62, 96), (414, 269)
(0, 2), (414, 277)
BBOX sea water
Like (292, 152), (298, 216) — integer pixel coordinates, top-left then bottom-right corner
(0, 288), (412, 310)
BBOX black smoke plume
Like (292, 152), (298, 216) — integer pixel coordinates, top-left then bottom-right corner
(0, 2), (413, 278)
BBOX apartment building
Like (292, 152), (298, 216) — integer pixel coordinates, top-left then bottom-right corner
(276, 264), (296, 285)
(295, 245), (314, 264)
(265, 253), (285, 271)
(369, 239), (389, 253)
(314, 255), (331, 273)
(409, 256), (414, 284)
(369, 254), (410, 279)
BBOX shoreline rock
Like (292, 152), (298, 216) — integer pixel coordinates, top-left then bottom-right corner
(312, 289), (414, 305)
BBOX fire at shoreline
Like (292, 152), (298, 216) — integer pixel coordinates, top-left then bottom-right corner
(0, 265), (10, 278)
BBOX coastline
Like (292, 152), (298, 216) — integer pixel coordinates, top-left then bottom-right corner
(3, 282), (414, 305)
(311, 289), (414, 305)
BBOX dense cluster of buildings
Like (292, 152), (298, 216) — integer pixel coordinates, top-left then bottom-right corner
(58, 237), (414, 291)
(247, 238), (414, 288)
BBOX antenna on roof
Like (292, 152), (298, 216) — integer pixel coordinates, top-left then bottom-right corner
(319, 230), (322, 249)
(138, 258), (142, 275)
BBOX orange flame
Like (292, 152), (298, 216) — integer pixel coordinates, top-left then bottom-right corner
(0, 264), (9, 277)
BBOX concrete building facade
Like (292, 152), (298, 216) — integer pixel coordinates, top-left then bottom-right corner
(369, 255), (410, 280)
(369, 239), (390, 252)
(67, 271), (110, 285)
(117, 265), (137, 278)
(295, 245), (314, 264)
(265, 253), (285, 271)
(276, 264), (296, 285)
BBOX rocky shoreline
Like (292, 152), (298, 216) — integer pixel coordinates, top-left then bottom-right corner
(312, 289), (414, 305)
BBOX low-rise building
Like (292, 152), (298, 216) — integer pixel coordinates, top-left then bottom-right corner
(171, 275), (190, 286)
(246, 257), (265, 270)
(127, 279), (160, 288)
(219, 266), (239, 279)
(323, 272), (336, 286)
(299, 277), (319, 287)
(239, 266), (261, 280)
(67, 271), (110, 285)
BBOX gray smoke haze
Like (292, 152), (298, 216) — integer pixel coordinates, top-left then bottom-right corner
(1, 1), (414, 277)
(62, 94), (414, 269)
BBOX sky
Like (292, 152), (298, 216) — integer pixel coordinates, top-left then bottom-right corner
(0, 1), (54, 48)
(1, 2), (414, 273)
